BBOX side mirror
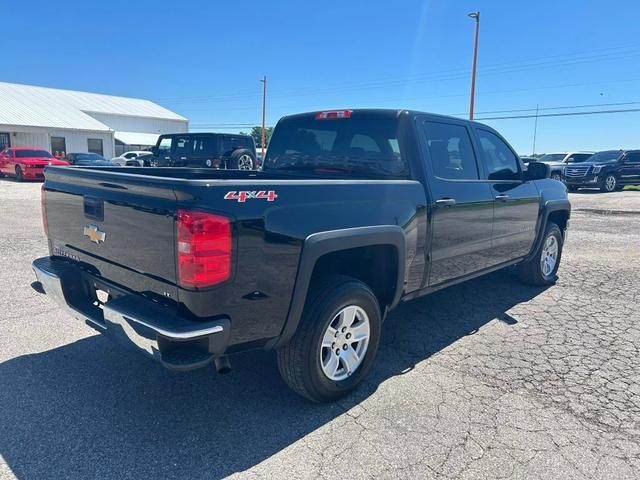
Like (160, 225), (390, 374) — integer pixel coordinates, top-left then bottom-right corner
(524, 161), (549, 180)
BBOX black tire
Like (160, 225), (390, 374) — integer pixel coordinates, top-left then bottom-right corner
(550, 172), (562, 181)
(15, 166), (24, 182)
(227, 149), (255, 170)
(517, 222), (563, 286)
(567, 185), (579, 192)
(277, 275), (382, 402)
(600, 174), (617, 192)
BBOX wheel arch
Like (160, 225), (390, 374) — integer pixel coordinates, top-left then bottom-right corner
(270, 226), (406, 349)
(525, 199), (570, 262)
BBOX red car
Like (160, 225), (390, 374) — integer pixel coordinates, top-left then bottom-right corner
(0, 147), (69, 181)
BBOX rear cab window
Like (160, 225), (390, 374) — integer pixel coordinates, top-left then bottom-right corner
(423, 121), (479, 180)
(264, 111), (409, 179)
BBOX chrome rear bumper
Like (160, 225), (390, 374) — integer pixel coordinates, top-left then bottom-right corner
(32, 256), (230, 370)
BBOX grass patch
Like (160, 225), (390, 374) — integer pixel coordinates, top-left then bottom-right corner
(624, 185), (640, 191)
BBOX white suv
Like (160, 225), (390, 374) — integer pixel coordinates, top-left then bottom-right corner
(111, 151), (150, 167)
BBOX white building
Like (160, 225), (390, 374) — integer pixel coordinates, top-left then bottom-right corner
(0, 82), (188, 159)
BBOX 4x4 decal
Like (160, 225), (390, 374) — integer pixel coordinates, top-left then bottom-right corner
(224, 190), (278, 203)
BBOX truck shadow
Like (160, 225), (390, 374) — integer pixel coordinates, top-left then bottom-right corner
(0, 268), (547, 479)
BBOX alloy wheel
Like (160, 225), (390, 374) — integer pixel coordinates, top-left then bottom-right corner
(319, 305), (371, 381)
(604, 175), (616, 192)
(237, 154), (254, 170)
(540, 235), (559, 277)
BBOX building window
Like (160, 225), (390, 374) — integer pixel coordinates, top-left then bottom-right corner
(0, 132), (10, 150)
(51, 136), (66, 158)
(88, 138), (103, 156)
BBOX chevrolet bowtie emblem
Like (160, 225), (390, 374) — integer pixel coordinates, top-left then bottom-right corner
(83, 224), (106, 244)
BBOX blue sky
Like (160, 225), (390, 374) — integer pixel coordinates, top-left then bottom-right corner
(5, 0), (640, 154)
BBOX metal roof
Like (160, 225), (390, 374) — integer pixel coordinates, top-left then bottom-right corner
(0, 82), (187, 132)
(114, 131), (160, 146)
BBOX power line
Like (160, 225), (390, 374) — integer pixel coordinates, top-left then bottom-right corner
(159, 43), (640, 105)
(476, 107), (640, 121)
(450, 100), (640, 117)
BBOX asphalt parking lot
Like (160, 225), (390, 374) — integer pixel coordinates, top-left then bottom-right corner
(1, 180), (639, 480)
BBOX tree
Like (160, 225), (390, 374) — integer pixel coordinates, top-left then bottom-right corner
(240, 126), (273, 150)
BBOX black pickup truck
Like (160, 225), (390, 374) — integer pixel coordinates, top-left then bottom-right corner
(32, 109), (570, 402)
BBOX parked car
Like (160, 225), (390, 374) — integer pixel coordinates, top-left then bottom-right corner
(536, 152), (594, 181)
(124, 153), (153, 167)
(520, 156), (538, 164)
(32, 109), (569, 402)
(111, 151), (150, 166)
(151, 133), (257, 170)
(0, 147), (69, 181)
(563, 149), (640, 192)
(64, 153), (119, 167)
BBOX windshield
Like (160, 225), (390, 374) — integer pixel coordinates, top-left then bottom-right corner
(76, 153), (105, 160)
(15, 149), (53, 158)
(588, 151), (622, 164)
(263, 113), (409, 178)
(537, 154), (566, 163)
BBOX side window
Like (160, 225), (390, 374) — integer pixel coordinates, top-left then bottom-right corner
(424, 121), (479, 180)
(157, 136), (172, 154)
(191, 136), (215, 157)
(477, 129), (520, 181)
(624, 152), (640, 164)
(51, 136), (66, 158)
(173, 136), (190, 157)
(87, 139), (103, 156)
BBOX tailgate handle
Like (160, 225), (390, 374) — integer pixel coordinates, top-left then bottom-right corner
(84, 196), (104, 221)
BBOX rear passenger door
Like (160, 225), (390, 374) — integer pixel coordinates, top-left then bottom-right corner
(619, 152), (640, 185)
(474, 128), (539, 265)
(420, 120), (495, 286)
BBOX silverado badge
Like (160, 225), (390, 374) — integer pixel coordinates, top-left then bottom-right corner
(83, 224), (106, 244)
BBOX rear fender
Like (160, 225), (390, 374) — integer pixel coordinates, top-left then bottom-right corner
(270, 226), (406, 348)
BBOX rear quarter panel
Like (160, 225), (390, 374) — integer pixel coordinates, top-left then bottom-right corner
(173, 179), (426, 346)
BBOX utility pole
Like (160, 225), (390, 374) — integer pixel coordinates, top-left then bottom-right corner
(532, 103), (539, 155)
(260, 76), (267, 156)
(468, 11), (480, 121)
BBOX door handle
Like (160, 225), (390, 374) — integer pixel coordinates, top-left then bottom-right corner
(495, 194), (510, 201)
(180, 156), (187, 160)
(435, 198), (456, 207)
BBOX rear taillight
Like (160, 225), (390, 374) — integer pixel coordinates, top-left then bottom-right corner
(176, 210), (231, 288)
(41, 184), (48, 236)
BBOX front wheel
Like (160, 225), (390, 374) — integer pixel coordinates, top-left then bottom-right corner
(277, 276), (382, 402)
(517, 222), (563, 286)
(601, 174), (617, 192)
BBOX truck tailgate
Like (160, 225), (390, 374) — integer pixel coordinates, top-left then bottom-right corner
(43, 169), (179, 303)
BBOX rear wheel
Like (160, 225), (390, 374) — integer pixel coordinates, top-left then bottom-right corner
(517, 222), (563, 286)
(15, 166), (24, 182)
(601, 174), (617, 192)
(277, 276), (382, 402)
